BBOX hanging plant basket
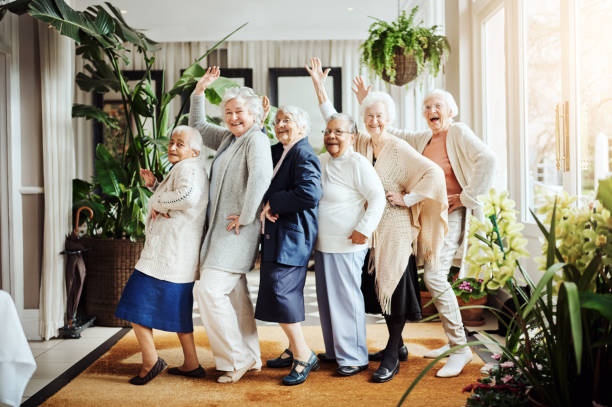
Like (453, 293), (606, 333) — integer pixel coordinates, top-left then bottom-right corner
(381, 48), (418, 86)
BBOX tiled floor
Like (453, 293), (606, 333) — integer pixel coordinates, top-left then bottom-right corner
(23, 327), (121, 404)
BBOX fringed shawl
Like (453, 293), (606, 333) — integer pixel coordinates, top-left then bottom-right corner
(354, 133), (448, 314)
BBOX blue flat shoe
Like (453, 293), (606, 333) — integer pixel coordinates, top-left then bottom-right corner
(282, 351), (320, 386)
(266, 348), (294, 368)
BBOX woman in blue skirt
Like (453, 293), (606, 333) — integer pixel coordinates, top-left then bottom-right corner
(255, 105), (322, 386)
(115, 126), (208, 385)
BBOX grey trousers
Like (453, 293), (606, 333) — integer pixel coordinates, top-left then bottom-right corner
(423, 208), (467, 347)
(314, 249), (369, 367)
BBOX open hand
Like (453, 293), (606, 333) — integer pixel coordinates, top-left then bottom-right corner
(194, 66), (220, 96)
(348, 230), (368, 245)
(305, 57), (330, 85)
(226, 214), (242, 235)
(351, 76), (372, 105)
(140, 169), (156, 188)
(260, 201), (279, 224)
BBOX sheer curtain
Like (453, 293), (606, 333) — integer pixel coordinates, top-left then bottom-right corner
(38, 22), (76, 340)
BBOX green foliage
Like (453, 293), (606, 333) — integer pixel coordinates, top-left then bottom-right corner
(360, 6), (450, 84)
(452, 278), (488, 302)
(2, 0), (246, 240)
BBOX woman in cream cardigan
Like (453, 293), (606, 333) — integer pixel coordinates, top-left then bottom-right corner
(307, 58), (448, 383)
(115, 126), (208, 385)
(351, 77), (496, 377)
(189, 67), (273, 384)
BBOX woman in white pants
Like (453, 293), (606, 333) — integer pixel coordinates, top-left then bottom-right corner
(189, 67), (273, 383)
(352, 78), (496, 377)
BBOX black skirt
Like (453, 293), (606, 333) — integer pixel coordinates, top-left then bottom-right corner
(361, 251), (422, 321)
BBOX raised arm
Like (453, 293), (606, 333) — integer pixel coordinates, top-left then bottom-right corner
(150, 163), (205, 213)
(305, 57), (339, 123)
(189, 66), (229, 151)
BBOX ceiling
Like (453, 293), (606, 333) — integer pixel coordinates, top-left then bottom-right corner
(72, 0), (417, 42)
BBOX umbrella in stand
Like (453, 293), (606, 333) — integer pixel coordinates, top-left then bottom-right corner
(59, 206), (95, 338)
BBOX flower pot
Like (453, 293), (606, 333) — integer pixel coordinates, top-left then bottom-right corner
(419, 291), (437, 318)
(81, 238), (144, 327)
(381, 48), (418, 86)
(457, 295), (488, 326)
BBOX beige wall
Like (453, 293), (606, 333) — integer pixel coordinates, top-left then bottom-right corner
(19, 15), (44, 309)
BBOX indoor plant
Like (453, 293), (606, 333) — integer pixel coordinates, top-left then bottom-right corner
(360, 5), (450, 86)
(452, 276), (488, 326)
(399, 183), (612, 407)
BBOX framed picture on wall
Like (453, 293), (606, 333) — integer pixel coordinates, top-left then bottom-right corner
(268, 67), (342, 152)
(93, 70), (163, 161)
(179, 68), (253, 124)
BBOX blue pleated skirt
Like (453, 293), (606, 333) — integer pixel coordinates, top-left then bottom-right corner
(115, 269), (194, 333)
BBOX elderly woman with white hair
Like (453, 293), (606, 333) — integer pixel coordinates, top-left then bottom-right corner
(351, 77), (496, 377)
(254, 105), (322, 385)
(189, 67), (273, 383)
(308, 58), (448, 383)
(115, 125), (208, 385)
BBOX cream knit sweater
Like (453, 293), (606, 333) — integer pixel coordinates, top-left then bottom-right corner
(135, 156), (208, 283)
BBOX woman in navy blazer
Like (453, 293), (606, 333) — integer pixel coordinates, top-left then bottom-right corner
(255, 105), (322, 386)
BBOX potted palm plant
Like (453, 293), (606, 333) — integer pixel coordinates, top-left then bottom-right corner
(360, 6), (450, 86)
(0, 0), (246, 326)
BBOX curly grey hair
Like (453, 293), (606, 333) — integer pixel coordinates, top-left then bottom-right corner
(171, 125), (203, 154)
(422, 89), (459, 119)
(220, 86), (264, 125)
(359, 91), (396, 124)
(277, 105), (311, 136)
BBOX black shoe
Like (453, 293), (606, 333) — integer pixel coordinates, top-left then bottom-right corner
(167, 365), (206, 378)
(336, 364), (369, 376)
(282, 351), (320, 386)
(368, 345), (408, 362)
(317, 353), (336, 363)
(371, 359), (400, 383)
(266, 349), (294, 368)
(129, 358), (167, 385)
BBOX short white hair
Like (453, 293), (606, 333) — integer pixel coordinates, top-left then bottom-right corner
(220, 86), (264, 125)
(277, 105), (311, 136)
(422, 89), (459, 119)
(359, 91), (396, 124)
(327, 113), (358, 134)
(171, 125), (203, 154)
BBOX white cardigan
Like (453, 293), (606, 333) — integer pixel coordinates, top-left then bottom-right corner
(135, 156), (209, 283)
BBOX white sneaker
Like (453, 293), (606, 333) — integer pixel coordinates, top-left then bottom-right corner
(435, 348), (473, 378)
(423, 344), (450, 359)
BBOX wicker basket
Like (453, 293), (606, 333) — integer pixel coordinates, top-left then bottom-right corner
(81, 238), (144, 327)
(381, 48), (418, 86)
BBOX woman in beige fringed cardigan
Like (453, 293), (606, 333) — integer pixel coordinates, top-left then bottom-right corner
(350, 78), (496, 378)
(307, 58), (448, 383)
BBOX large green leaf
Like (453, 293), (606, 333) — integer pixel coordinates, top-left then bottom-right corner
(75, 72), (118, 93)
(521, 262), (564, 319)
(103, 2), (157, 52)
(29, 0), (97, 43)
(597, 175), (612, 212)
(94, 144), (127, 197)
(72, 103), (119, 129)
(581, 292), (612, 321)
(205, 76), (241, 105)
(561, 282), (583, 373)
(83, 5), (114, 36)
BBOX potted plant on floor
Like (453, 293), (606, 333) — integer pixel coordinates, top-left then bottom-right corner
(0, 0), (246, 326)
(452, 277), (488, 326)
(399, 182), (612, 407)
(360, 5), (450, 86)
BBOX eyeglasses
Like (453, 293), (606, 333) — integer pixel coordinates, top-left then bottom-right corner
(322, 129), (350, 136)
(274, 118), (293, 126)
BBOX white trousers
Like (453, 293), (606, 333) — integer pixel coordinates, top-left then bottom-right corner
(194, 268), (261, 371)
(423, 209), (467, 347)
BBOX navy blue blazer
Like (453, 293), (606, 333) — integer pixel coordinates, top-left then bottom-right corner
(261, 137), (322, 267)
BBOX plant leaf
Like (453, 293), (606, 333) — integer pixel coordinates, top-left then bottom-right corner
(94, 143), (127, 197)
(521, 262), (565, 319)
(72, 103), (119, 129)
(596, 175), (612, 211)
(581, 292), (612, 321)
(205, 76), (241, 105)
(562, 282), (583, 373)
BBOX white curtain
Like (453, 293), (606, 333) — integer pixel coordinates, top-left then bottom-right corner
(38, 22), (76, 340)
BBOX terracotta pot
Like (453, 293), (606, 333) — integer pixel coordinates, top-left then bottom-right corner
(420, 291), (437, 318)
(457, 295), (488, 326)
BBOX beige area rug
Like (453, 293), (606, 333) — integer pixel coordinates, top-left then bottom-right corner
(42, 323), (482, 407)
